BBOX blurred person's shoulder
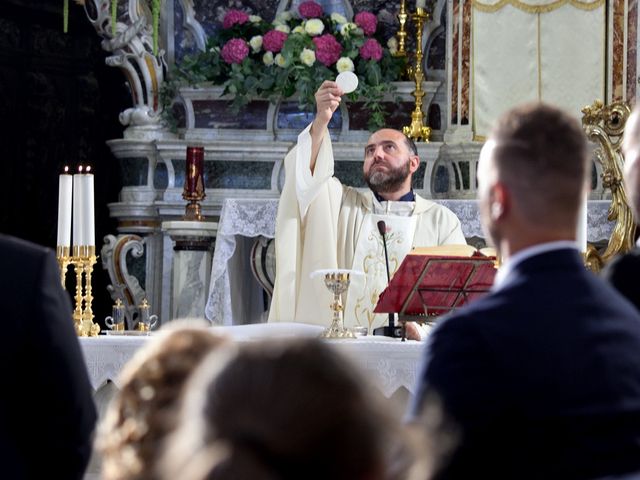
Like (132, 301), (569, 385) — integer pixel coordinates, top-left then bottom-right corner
(0, 234), (50, 258)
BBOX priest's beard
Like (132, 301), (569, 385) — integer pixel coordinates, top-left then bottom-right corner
(364, 159), (411, 194)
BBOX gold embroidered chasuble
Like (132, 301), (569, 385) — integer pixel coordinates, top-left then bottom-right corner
(268, 125), (466, 329)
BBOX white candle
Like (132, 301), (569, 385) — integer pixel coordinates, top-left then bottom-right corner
(72, 167), (84, 247)
(82, 167), (95, 247)
(56, 168), (73, 247)
(416, 0), (426, 8)
(575, 195), (588, 252)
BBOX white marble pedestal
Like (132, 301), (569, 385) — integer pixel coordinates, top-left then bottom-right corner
(162, 220), (218, 322)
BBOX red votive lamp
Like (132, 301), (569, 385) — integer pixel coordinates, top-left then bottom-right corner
(183, 146), (206, 220)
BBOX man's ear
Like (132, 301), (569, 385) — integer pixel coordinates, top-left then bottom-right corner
(409, 155), (420, 174)
(490, 182), (509, 221)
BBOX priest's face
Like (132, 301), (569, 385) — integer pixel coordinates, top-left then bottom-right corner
(363, 129), (419, 194)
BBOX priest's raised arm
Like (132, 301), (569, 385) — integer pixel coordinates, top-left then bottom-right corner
(268, 81), (466, 333)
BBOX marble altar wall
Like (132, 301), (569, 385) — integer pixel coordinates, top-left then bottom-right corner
(98, 0), (638, 324)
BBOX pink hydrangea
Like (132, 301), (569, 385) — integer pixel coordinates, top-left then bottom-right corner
(222, 9), (249, 29)
(221, 38), (249, 64)
(359, 38), (383, 61)
(299, 1), (323, 19)
(354, 11), (377, 36)
(312, 34), (343, 66)
(263, 30), (288, 53)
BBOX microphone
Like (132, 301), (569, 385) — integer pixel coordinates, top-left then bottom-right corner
(373, 220), (403, 338)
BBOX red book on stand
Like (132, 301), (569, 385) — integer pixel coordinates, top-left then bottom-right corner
(374, 245), (498, 320)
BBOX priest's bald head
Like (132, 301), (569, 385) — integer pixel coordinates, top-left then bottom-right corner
(477, 103), (590, 260)
(363, 128), (420, 200)
(623, 108), (640, 221)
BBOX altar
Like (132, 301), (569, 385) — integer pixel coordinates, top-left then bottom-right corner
(79, 329), (426, 398)
(205, 198), (617, 326)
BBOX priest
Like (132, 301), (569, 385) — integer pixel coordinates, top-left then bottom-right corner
(269, 80), (465, 335)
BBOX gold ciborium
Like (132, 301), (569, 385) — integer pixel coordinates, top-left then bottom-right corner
(312, 269), (359, 339)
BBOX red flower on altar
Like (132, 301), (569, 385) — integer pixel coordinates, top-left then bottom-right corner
(312, 33), (343, 66)
(222, 9), (249, 29)
(221, 38), (249, 64)
(298, 1), (323, 19)
(354, 11), (377, 36)
(263, 30), (288, 53)
(359, 38), (383, 61)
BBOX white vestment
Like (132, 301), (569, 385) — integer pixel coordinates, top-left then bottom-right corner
(268, 124), (466, 329)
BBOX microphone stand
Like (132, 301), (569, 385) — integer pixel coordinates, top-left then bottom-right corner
(373, 220), (404, 339)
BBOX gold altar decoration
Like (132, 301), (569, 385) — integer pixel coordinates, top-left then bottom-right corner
(402, 7), (432, 142)
(183, 146), (206, 221)
(135, 298), (158, 332)
(105, 298), (126, 331)
(394, 0), (409, 58)
(58, 245), (101, 337)
(319, 271), (356, 339)
(581, 100), (636, 272)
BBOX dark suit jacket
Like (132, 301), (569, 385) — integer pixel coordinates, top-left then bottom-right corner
(602, 246), (640, 312)
(0, 235), (97, 479)
(412, 248), (640, 480)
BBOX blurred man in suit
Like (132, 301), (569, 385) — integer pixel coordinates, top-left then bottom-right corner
(410, 104), (640, 479)
(0, 234), (97, 479)
(602, 108), (640, 310)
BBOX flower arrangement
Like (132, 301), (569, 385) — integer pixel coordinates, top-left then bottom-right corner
(171, 1), (406, 130)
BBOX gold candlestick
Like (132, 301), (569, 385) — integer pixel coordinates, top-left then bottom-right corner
(82, 246), (101, 336)
(56, 245), (71, 286)
(402, 7), (432, 142)
(60, 245), (101, 337)
(395, 0), (408, 57)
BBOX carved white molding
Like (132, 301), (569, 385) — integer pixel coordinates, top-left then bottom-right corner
(81, 0), (167, 136)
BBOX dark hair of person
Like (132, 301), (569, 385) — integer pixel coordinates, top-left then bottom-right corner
(489, 103), (589, 228)
(404, 134), (418, 156)
(163, 339), (428, 480)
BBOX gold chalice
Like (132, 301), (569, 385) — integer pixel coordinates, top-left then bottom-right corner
(312, 269), (361, 339)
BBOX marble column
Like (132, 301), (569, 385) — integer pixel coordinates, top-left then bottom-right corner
(163, 220), (217, 322)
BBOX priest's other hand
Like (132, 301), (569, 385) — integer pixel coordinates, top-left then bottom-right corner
(405, 321), (427, 341)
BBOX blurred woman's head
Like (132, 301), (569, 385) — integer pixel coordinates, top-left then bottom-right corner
(163, 338), (415, 480)
(97, 322), (227, 480)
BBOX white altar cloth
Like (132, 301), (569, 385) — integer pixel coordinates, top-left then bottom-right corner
(79, 327), (426, 397)
(205, 198), (615, 326)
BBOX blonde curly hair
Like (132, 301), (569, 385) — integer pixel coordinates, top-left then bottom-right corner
(96, 321), (227, 480)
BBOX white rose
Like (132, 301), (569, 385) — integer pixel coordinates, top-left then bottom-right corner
(263, 51), (274, 66)
(275, 53), (287, 67)
(249, 15), (262, 23)
(331, 13), (348, 24)
(249, 35), (263, 53)
(304, 18), (325, 36)
(339, 22), (357, 37)
(276, 11), (292, 23)
(292, 25), (305, 34)
(336, 57), (355, 73)
(387, 37), (398, 55)
(275, 24), (291, 33)
(299, 48), (316, 67)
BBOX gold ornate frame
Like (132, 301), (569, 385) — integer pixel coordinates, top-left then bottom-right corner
(581, 100), (636, 272)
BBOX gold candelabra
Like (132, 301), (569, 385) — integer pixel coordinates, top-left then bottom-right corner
(57, 245), (101, 337)
(395, 0), (409, 58)
(402, 7), (432, 142)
